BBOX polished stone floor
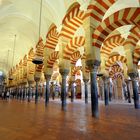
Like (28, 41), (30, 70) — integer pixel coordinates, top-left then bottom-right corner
(0, 99), (140, 140)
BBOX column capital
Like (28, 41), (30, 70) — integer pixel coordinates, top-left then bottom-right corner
(34, 77), (40, 82)
(102, 75), (110, 83)
(71, 80), (75, 84)
(125, 79), (131, 84)
(59, 69), (69, 77)
(71, 75), (75, 82)
(28, 80), (34, 85)
(128, 72), (139, 80)
(83, 79), (89, 83)
(44, 68), (53, 76)
(83, 72), (89, 80)
(44, 74), (51, 80)
(86, 59), (100, 72)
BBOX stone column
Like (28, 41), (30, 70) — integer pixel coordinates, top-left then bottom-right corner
(125, 80), (131, 103)
(102, 76), (109, 106)
(44, 74), (51, 106)
(31, 86), (34, 98)
(26, 87), (28, 99)
(71, 81), (75, 102)
(17, 86), (19, 99)
(34, 78), (40, 104)
(60, 69), (69, 111)
(129, 72), (140, 109)
(83, 79), (89, 104)
(109, 80), (113, 102)
(18, 86), (20, 99)
(40, 84), (43, 99)
(22, 85), (26, 100)
(98, 78), (104, 100)
(117, 78), (123, 99)
(15, 86), (17, 99)
(113, 80), (118, 100)
(16, 86), (18, 99)
(20, 86), (22, 100)
(122, 81), (127, 100)
(86, 60), (100, 118)
(22, 86), (24, 100)
(28, 81), (32, 102)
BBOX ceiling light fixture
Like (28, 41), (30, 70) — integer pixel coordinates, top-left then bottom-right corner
(32, 0), (43, 65)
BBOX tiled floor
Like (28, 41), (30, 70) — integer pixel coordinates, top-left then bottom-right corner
(0, 99), (140, 140)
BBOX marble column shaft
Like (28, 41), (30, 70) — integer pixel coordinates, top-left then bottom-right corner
(71, 81), (75, 102)
(22, 85), (26, 100)
(35, 80), (39, 104)
(83, 79), (89, 104)
(126, 80), (131, 103)
(60, 69), (69, 111)
(86, 60), (100, 118)
(109, 82), (113, 102)
(103, 76), (109, 106)
(28, 81), (32, 102)
(45, 75), (51, 106)
(129, 72), (140, 109)
(90, 68), (99, 118)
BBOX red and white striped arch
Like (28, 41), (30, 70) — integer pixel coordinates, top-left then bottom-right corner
(15, 64), (19, 82)
(106, 54), (127, 70)
(84, 66), (90, 73)
(109, 65), (124, 76)
(45, 24), (59, 50)
(19, 60), (23, 81)
(34, 38), (44, 75)
(133, 48), (140, 65)
(27, 48), (34, 62)
(84, 0), (116, 27)
(71, 51), (81, 65)
(34, 37), (44, 59)
(63, 36), (85, 60)
(71, 66), (82, 76)
(23, 55), (27, 67)
(27, 48), (35, 75)
(47, 51), (59, 68)
(59, 3), (85, 40)
(81, 53), (86, 60)
(109, 65), (124, 80)
(123, 26), (140, 48)
(101, 34), (125, 56)
(71, 66), (77, 76)
(112, 73), (123, 80)
(35, 64), (44, 73)
(93, 8), (140, 49)
(23, 55), (27, 79)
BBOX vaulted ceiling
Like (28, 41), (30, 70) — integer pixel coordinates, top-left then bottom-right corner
(0, 0), (139, 74)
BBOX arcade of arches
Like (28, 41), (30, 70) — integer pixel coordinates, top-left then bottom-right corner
(0, 0), (140, 139)
(1, 0), (140, 115)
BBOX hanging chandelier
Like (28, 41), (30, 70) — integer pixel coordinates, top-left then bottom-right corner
(32, 0), (43, 65)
